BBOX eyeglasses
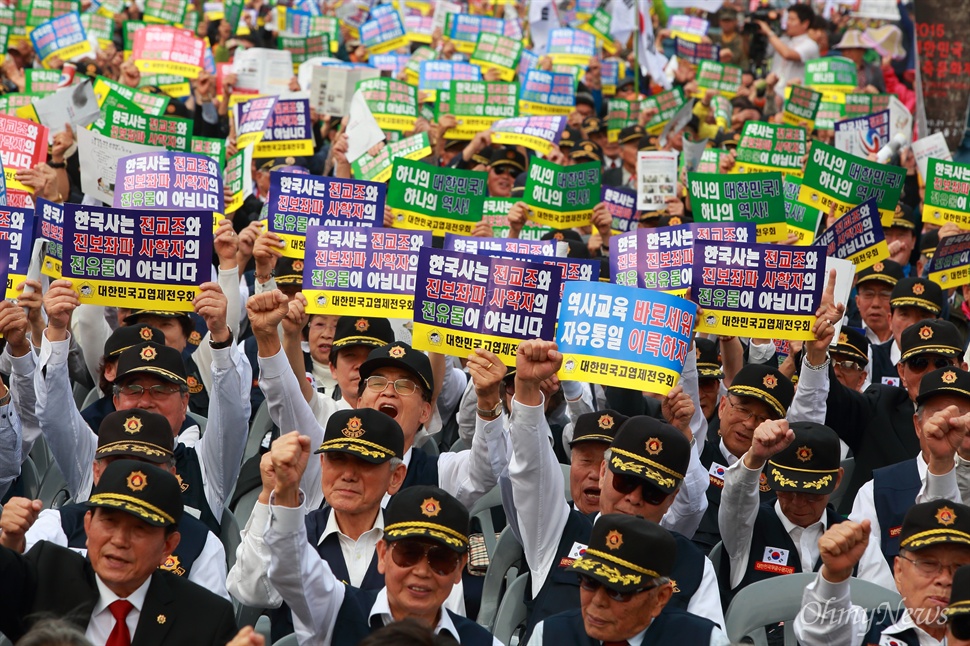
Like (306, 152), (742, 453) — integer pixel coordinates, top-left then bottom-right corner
(364, 375), (420, 396)
(578, 574), (659, 601)
(857, 288), (892, 301)
(898, 554), (970, 577)
(610, 472), (670, 506)
(903, 355), (954, 373)
(389, 539), (462, 576)
(832, 360), (863, 372)
(727, 396), (771, 426)
(490, 166), (516, 176)
(114, 383), (184, 398)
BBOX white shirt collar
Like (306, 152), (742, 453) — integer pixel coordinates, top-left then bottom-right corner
(318, 507), (385, 546)
(774, 499), (829, 536)
(719, 438), (740, 466)
(890, 339), (901, 366)
(92, 573), (153, 617)
(883, 607), (944, 645)
(368, 587), (462, 640)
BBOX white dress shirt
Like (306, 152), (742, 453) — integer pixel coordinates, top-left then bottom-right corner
(528, 618), (732, 646)
(86, 574), (152, 645)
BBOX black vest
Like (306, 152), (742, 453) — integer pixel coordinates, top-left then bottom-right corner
(331, 588), (494, 646)
(872, 458), (921, 566)
(539, 606), (717, 645)
(401, 447), (440, 489)
(861, 607), (921, 646)
(304, 507), (384, 590)
(173, 442), (221, 534)
(869, 339), (900, 386)
(58, 502), (209, 578)
(184, 354), (210, 418)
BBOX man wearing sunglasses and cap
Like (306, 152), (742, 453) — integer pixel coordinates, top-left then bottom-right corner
(529, 515), (729, 645)
(868, 276), (945, 387)
(0, 459), (236, 644)
(261, 432), (498, 644)
(796, 499), (970, 645)
(508, 340), (723, 641)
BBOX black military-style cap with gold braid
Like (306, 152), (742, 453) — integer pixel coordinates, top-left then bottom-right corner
(899, 499), (970, 552)
(946, 566), (970, 631)
(123, 309), (192, 326)
(569, 514), (676, 592)
(891, 202), (919, 231)
(607, 416), (690, 495)
(331, 316), (395, 353)
(570, 410), (629, 447)
(315, 408), (404, 463)
(96, 408), (174, 463)
(890, 277), (943, 315)
(916, 366), (970, 406)
(696, 338), (724, 379)
(104, 324), (165, 359)
(617, 125), (645, 145)
(831, 326), (869, 367)
(581, 116), (606, 136)
(275, 257), (305, 286)
(921, 229), (939, 259)
(384, 485), (469, 553)
(727, 364), (793, 419)
(766, 422), (841, 495)
(899, 319), (964, 363)
(116, 342), (188, 386)
(855, 259), (904, 287)
(86, 459), (183, 527)
(488, 146), (527, 172)
(359, 341), (434, 393)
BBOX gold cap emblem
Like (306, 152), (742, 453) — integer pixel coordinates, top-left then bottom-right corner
(342, 416), (365, 438)
(124, 416), (143, 435)
(157, 614), (166, 624)
(937, 506), (957, 526)
(838, 332), (848, 345)
(388, 346), (406, 359)
(912, 283), (925, 295)
(126, 470), (148, 492)
(421, 497), (441, 517)
(645, 437), (663, 455)
(140, 346), (157, 361)
(763, 374), (778, 389)
(942, 371), (959, 384)
(597, 414), (614, 430)
(139, 327), (154, 341)
(356, 318), (370, 332)
(605, 529), (624, 550)
(292, 260), (304, 272)
(873, 262), (884, 272)
(796, 446), (813, 463)
(919, 326), (934, 340)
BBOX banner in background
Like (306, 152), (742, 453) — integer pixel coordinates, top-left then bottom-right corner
(734, 122), (806, 176)
(815, 198), (889, 270)
(922, 158), (970, 228)
(387, 159), (487, 235)
(928, 231), (970, 288)
(913, 2), (970, 150)
(490, 115), (566, 154)
(688, 172), (786, 242)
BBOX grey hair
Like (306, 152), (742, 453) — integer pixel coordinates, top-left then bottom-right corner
(16, 619), (92, 646)
(389, 457), (405, 470)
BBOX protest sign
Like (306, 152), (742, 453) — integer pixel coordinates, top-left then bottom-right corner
(814, 198), (888, 270)
(25, 0), (79, 27)
(232, 48), (294, 95)
(357, 77), (418, 132)
(641, 87), (686, 135)
(479, 197), (517, 229)
(360, 5), (408, 55)
(62, 204), (212, 310)
(268, 172), (386, 257)
(913, 3), (970, 150)
(30, 12), (92, 66)
(695, 60), (742, 98)
(693, 241), (824, 340)
(93, 106), (193, 152)
(94, 76), (170, 116)
(309, 65), (380, 117)
(523, 158), (600, 228)
(927, 232), (970, 289)
(418, 60), (481, 102)
(351, 133), (432, 183)
(606, 99), (638, 142)
(114, 152), (224, 230)
(546, 28), (597, 67)
(834, 109), (890, 159)
(37, 198), (62, 279)
(469, 33), (522, 81)
(0, 204), (34, 298)
(446, 14), (520, 54)
(224, 145), (252, 213)
(234, 96), (278, 149)
(668, 14), (708, 42)
(77, 127), (160, 205)
(814, 100), (845, 130)
(190, 136), (226, 168)
(23, 69), (60, 94)
(0, 115), (48, 194)
(441, 81), (518, 140)
(911, 132), (952, 183)
(403, 46), (436, 85)
(674, 38), (719, 65)
(578, 8), (616, 54)
(783, 176), (824, 245)
(370, 54), (409, 77)
(782, 85), (822, 131)
(490, 115), (566, 155)
(922, 158), (970, 229)
(131, 26), (205, 78)
(413, 247), (562, 365)
(636, 151), (678, 211)
(518, 69), (576, 116)
(688, 172), (786, 242)
(443, 234), (558, 256)
(696, 148), (727, 173)
(843, 93), (893, 117)
(734, 122), (806, 175)
(601, 59), (620, 96)
(799, 141), (906, 226)
(404, 15), (433, 44)
(279, 33), (329, 65)
(804, 57), (858, 92)
(557, 281), (696, 394)
(388, 159), (487, 235)
(253, 96), (314, 158)
(602, 186), (638, 233)
(143, 0), (187, 24)
(303, 227), (431, 317)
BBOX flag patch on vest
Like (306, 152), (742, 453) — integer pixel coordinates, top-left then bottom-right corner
(755, 547), (794, 574)
(709, 463), (727, 487)
(881, 377), (901, 387)
(878, 636), (908, 645)
(560, 541), (588, 567)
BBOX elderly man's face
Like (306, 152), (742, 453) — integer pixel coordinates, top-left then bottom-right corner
(84, 508), (179, 598)
(113, 375), (188, 437)
(487, 164), (515, 197)
(580, 579), (672, 642)
(357, 366), (432, 449)
(570, 442), (609, 515)
(894, 545), (970, 634)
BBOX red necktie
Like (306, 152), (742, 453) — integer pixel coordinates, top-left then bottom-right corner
(106, 599), (134, 646)
(603, 641), (629, 646)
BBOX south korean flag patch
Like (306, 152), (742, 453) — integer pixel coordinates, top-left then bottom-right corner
(762, 547), (789, 566)
(879, 636), (907, 645)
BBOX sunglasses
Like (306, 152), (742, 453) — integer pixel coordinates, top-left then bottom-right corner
(389, 539), (462, 576)
(611, 472), (670, 506)
(904, 355), (954, 373)
(490, 165), (517, 176)
(578, 574), (659, 601)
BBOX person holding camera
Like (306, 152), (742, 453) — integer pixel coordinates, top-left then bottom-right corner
(758, 4), (820, 95)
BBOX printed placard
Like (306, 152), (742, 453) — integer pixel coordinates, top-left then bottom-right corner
(131, 26), (205, 78)
(234, 95), (278, 149)
(0, 204), (34, 298)
(490, 115), (566, 155)
(601, 59), (620, 96)
(357, 77), (419, 132)
(606, 99), (638, 142)
(524, 158), (600, 228)
(37, 197), (63, 279)
(911, 132), (952, 184)
(469, 32), (522, 82)
(814, 198), (888, 271)
(843, 93), (893, 117)
(189, 136), (226, 167)
(783, 176), (824, 245)
(388, 159), (487, 235)
(693, 241), (824, 340)
(30, 12), (92, 66)
(668, 14), (708, 42)
(268, 172), (386, 257)
(578, 8), (616, 54)
(804, 57), (858, 92)
(641, 86), (686, 135)
(675, 38), (720, 65)
(636, 151), (678, 211)
(351, 133), (432, 183)
(602, 185), (638, 233)
(360, 5), (408, 55)
(689, 172), (786, 242)
(413, 247), (562, 365)
(62, 204), (213, 310)
(782, 85), (822, 131)
(927, 232), (970, 289)
(26, 0), (79, 28)
(94, 75), (170, 116)
(446, 14), (520, 54)
(0, 114), (48, 194)
(814, 100), (845, 130)
(734, 122), (806, 176)
(923, 159), (970, 229)
(418, 60), (481, 102)
(441, 81), (518, 140)
(695, 60), (742, 98)
(302, 226), (431, 317)
(557, 281), (696, 394)
(546, 28), (597, 67)
(279, 33), (329, 65)
(93, 106), (193, 152)
(143, 0), (188, 24)
(834, 110), (890, 159)
(799, 141), (906, 226)
(518, 69), (576, 116)
(224, 145), (252, 214)
(253, 96), (314, 158)
(113, 151), (224, 228)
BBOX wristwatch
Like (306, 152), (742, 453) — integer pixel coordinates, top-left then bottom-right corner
(477, 402), (503, 420)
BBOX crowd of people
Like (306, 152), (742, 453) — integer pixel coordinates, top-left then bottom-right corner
(0, 0), (967, 644)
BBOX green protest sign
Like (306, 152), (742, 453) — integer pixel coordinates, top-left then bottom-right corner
(469, 33), (522, 82)
(922, 159), (970, 229)
(357, 78), (418, 132)
(783, 176), (824, 245)
(695, 60), (742, 98)
(404, 47), (436, 85)
(688, 171), (786, 241)
(26, 0), (79, 27)
(710, 95), (731, 129)
(843, 93), (893, 117)
(0, 93), (40, 115)
(309, 15), (339, 53)
(352, 133), (432, 183)
(804, 56), (857, 92)
(24, 69), (60, 94)
(524, 157), (600, 228)
(81, 12), (114, 49)
(641, 86), (685, 135)
(388, 158), (487, 235)
(782, 85), (822, 131)
(798, 141), (905, 227)
(94, 75), (170, 116)
(480, 196), (554, 238)
(138, 74), (190, 98)
(93, 105), (193, 152)
(814, 100), (844, 130)
(606, 99), (638, 142)
(225, 147), (250, 213)
(190, 136), (226, 167)
(696, 148), (727, 173)
(279, 33), (329, 65)
(143, 0), (187, 24)
(122, 21), (147, 51)
(734, 122), (806, 176)
(442, 81), (517, 139)
(578, 8), (616, 53)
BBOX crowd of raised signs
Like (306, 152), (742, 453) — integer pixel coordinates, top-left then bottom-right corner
(2, 0), (970, 644)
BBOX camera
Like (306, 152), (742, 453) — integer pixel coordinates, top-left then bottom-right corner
(743, 8), (781, 73)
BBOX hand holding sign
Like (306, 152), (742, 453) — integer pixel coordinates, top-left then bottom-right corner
(0, 300), (29, 356)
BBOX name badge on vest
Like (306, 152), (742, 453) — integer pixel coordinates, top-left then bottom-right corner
(882, 377), (901, 387)
(560, 541), (588, 568)
(709, 463), (727, 488)
(888, 525), (902, 538)
(755, 547), (795, 575)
